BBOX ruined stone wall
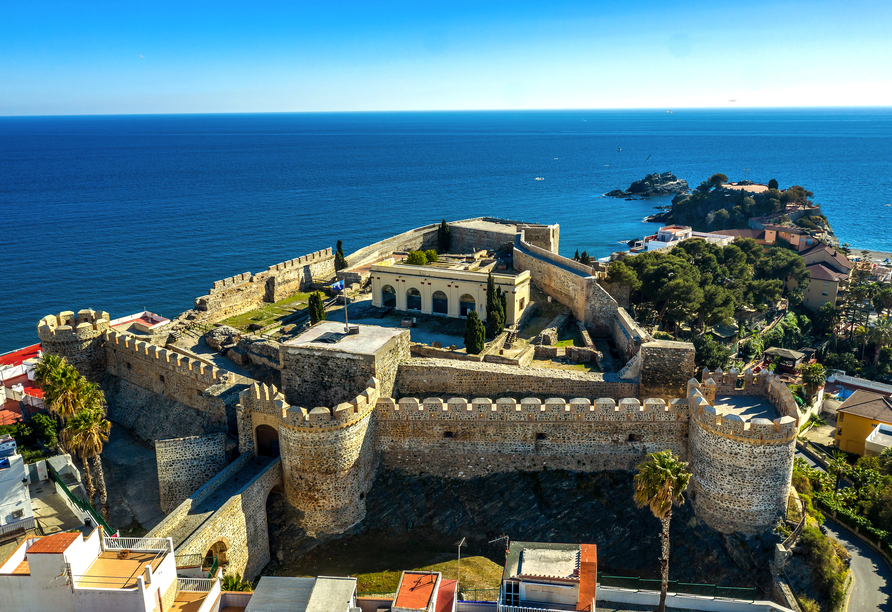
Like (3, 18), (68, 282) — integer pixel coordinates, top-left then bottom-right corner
(193, 248), (334, 323)
(280, 332), (409, 407)
(396, 359), (638, 400)
(38, 309), (111, 380)
(613, 308), (651, 362)
(686, 382), (797, 534)
(638, 340), (696, 401)
(375, 396), (690, 477)
(156, 433), (228, 514)
(450, 223), (518, 254)
(519, 224), (560, 253)
(512, 237), (617, 334)
(346, 224), (440, 269)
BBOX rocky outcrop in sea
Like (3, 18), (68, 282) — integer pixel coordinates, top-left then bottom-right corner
(606, 171), (690, 198)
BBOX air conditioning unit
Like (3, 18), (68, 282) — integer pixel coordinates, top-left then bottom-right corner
(12, 509), (24, 519)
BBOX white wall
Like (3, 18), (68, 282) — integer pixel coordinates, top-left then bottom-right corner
(519, 582), (577, 606)
(596, 586), (792, 612)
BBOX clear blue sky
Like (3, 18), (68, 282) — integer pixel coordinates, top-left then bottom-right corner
(2, 0), (890, 115)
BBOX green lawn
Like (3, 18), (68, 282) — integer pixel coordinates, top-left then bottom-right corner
(356, 556), (502, 595)
(221, 292), (314, 331)
(555, 326), (585, 347)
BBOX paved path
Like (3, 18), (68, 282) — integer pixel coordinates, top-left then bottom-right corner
(822, 519), (892, 612)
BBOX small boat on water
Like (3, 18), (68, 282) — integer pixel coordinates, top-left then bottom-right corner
(535, 177), (545, 181)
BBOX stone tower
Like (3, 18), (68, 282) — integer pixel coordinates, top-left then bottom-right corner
(37, 309), (111, 380)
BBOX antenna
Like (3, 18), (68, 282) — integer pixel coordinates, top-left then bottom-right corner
(743, 168), (749, 182)
(489, 534), (510, 557)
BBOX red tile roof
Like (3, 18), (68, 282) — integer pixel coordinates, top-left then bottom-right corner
(0, 344), (41, 368)
(435, 579), (457, 612)
(28, 532), (80, 554)
(576, 544), (597, 611)
(395, 572), (438, 610)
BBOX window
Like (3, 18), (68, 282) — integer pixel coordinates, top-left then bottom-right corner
(443, 431), (454, 439)
(432, 291), (448, 315)
(823, 281), (829, 287)
(838, 428), (843, 436)
(536, 433), (547, 441)
(519, 297), (525, 310)
(504, 582), (520, 606)
(406, 288), (422, 311)
(822, 292), (828, 296)
(159, 375), (165, 383)
(838, 413), (844, 422)
(126, 362), (132, 370)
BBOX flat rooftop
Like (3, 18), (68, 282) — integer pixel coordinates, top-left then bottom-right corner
(285, 321), (407, 355)
(713, 395), (779, 422)
(449, 219), (520, 233)
(76, 550), (164, 589)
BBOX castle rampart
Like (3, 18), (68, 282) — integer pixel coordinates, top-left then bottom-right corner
(686, 379), (798, 534)
(156, 433), (229, 514)
(38, 309), (110, 379)
(395, 358), (638, 399)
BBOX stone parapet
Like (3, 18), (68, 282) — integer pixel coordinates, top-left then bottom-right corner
(266, 247), (333, 273)
(376, 396), (689, 423)
(239, 379), (380, 430)
(37, 309), (111, 341)
(105, 330), (226, 387)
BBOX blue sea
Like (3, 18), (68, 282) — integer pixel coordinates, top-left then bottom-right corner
(2, 108), (891, 353)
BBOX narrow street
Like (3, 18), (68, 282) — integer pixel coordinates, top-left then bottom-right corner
(821, 519), (892, 612)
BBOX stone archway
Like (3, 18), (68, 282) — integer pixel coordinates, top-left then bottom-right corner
(205, 538), (230, 568)
(406, 288), (422, 311)
(255, 424), (280, 458)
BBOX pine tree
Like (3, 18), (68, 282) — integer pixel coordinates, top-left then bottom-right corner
(437, 219), (451, 253)
(309, 292), (326, 324)
(485, 273), (505, 338)
(464, 310), (486, 354)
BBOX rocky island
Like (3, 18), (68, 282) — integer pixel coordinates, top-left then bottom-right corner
(605, 171), (690, 198)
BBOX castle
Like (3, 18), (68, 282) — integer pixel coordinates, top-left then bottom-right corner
(35, 218), (800, 580)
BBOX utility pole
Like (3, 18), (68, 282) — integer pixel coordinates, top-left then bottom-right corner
(456, 537), (466, 594)
(743, 168), (749, 182)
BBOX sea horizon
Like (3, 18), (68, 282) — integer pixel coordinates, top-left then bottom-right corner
(2, 107), (891, 352)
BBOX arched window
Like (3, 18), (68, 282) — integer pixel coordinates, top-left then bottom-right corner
(432, 291), (448, 315)
(255, 424), (280, 457)
(407, 288), (422, 311)
(459, 294), (476, 317)
(381, 285), (396, 308)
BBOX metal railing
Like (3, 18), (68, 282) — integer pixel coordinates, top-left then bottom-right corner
(0, 517), (35, 536)
(104, 536), (172, 553)
(178, 577), (217, 592)
(206, 556), (219, 578)
(47, 462), (114, 534)
(460, 588), (500, 601)
(596, 574), (757, 601)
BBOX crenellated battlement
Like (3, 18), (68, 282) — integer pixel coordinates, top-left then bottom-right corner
(104, 330), (227, 387)
(37, 309), (110, 341)
(687, 379), (798, 443)
(375, 395), (690, 422)
(239, 377), (380, 430)
(267, 248), (333, 273)
(210, 272), (256, 293)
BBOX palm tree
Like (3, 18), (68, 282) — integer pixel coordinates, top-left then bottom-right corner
(633, 450), (692, 612)
(66, 404), (112, 519)
(854, 325), (870, 362)
(222, 573), (253, 592)
(873, 287), (892, 322)
(60, 425), (95, 503)
(871, 319), (892, 365)
(34, 355), (83, 420)
(799, 363), (826, 402)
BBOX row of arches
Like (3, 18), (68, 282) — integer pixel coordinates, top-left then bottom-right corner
(381, 285), (477, 316)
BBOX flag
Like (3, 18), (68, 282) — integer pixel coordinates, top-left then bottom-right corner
(331, 280), (345, 291)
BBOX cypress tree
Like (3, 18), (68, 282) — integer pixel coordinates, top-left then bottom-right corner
(485, 273), (505, 337)
(464, 310), (486, 354)
(437, 219), (451, 253)
(334, 240), (348, 271)
(574, 249), (580, 261)
(580, 251), (590, 265)
(309, 292), (326, 324)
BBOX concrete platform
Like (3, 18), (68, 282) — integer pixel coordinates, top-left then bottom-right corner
(713, 395), (779, 421)
(286, 320), (408, 355)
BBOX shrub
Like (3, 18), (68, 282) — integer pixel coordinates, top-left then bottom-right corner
(800, 526), (848, 610)
(424, 250), (439, 263)
(797, 597), (819, 612)
(405, 251), (428, 266)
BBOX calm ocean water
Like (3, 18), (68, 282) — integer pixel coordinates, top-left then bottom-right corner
(1, 108), (891, 353)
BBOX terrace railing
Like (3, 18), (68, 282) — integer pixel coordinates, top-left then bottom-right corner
(104, 536), (173, 553)
(178, 577), (217, 592)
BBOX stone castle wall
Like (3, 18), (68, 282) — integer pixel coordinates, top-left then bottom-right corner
(613, 308), (651, 362)
(638, 340), (696, 401)
(38, 309), (111, 380)
(194, 248), (335, 323)
(237, 380), (381, 536)
(396, 359), (638, 400)
(374, 396), (690, 477)
(512, 235), (617, 335)
(518, 224), (560, 253)
(686, 379), (798, 534)
(280, 331), (409, 407)
(156, 433), (228, 513)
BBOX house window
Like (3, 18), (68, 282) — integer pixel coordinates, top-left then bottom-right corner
(822, 292), (828, 296)
(823, 281), (829, 287)
(519, 297), (525, 310)
(838, 413), (844, 422)
(504, 582), (520, 606)
(838, 428), (843, 436)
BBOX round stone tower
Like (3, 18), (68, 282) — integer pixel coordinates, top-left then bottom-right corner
(686, 381), (797, 534)
(236, 379), (380, 538)
(37, 309), (111, 380)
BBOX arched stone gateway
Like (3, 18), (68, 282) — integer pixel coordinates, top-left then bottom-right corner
(205, 538), (230, 567)
(432, 291), (448, 315)
(255, 424), (280, 458)
(382, 285), (396, 308)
